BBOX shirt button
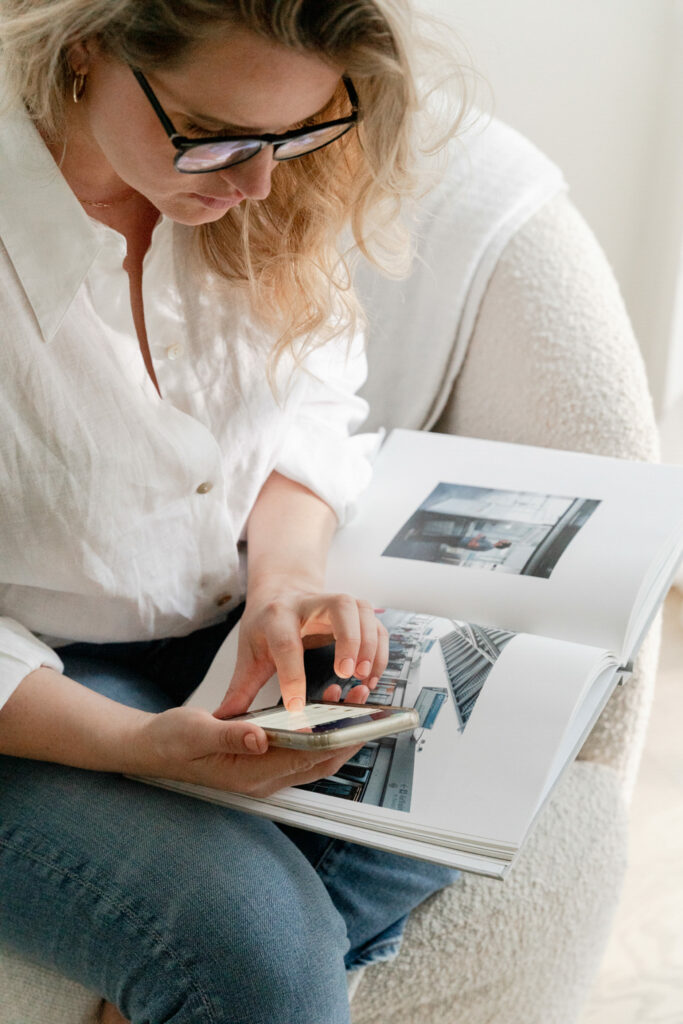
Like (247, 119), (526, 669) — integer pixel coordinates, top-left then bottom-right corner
(196, 481), (213, 494)
(166, 343), (184, 360)
(216, 592), (233, 607)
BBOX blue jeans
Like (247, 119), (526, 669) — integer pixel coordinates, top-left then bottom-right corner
(0, 615), (459, 1024)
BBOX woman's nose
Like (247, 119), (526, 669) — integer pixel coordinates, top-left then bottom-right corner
(220, 148), (277, 201)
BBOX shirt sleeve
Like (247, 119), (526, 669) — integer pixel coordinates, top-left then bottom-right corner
(0, 616), (64, 711)
(274, 325), (383, 527)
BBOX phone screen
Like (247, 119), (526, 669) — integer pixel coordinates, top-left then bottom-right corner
(242, 702), (398, 735)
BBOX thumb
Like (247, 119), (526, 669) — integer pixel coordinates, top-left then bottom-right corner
(208, 716), (269, 755)
(213, 655), (275, 719)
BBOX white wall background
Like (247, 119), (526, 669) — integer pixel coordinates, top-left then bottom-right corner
(418, 0), (683, 429)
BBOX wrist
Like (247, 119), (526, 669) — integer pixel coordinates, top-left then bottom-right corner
(58, 696), (156, 776)
(0, 667), (158, 774)
(115, 708), (161, 776)
(246, 570), (324, 605)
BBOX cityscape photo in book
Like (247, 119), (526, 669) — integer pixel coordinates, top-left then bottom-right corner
(299, 611), (515, 812)
(135, 430), (683, 878)
(383, 483), (600, 579)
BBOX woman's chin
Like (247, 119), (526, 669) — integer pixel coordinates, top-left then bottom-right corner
(155, 192), (240, 226)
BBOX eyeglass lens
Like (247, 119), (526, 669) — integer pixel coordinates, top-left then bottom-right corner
(175, 122), (353, 172)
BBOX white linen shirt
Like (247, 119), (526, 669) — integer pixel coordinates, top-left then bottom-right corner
(0, 98), (377, 710)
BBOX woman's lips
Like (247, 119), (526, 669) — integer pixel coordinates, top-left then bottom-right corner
(190, 193), (243, 210)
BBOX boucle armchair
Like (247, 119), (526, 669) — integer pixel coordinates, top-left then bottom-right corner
(0, 120), (660, 1024)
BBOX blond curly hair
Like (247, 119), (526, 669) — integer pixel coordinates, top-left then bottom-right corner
(0, 0), (475, 369)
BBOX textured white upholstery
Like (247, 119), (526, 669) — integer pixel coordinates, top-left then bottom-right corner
(0, 124), (660, 1023)
(351, 762), (630, 1024)
(0, 953), (99, 1023)
(348, 188), (661, 1023)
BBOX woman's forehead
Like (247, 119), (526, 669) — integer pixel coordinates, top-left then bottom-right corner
(152, 28), (343, 132)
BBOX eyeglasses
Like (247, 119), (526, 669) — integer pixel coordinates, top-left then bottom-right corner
(131, 68), (360, 174)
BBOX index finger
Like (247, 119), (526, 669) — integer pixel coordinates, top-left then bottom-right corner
(262, 604), (308, 712)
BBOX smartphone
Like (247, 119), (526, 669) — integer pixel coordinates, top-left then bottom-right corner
(231, 700), (420, 750)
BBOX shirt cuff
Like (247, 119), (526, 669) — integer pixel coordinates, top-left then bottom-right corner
(275, 424), (382, 527)
(0, 617), (64, 710)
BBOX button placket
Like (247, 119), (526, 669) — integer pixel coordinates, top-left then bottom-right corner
(141, 218), (188, 394)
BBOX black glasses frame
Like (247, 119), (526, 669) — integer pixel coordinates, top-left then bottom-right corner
(131, 68), (360, 174)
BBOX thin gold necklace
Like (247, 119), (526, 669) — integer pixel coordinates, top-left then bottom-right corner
(78, 189), (138, 209)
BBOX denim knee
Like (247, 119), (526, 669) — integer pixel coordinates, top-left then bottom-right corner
(0, 760), (351, 1024)
(116, 816), (352, 1024)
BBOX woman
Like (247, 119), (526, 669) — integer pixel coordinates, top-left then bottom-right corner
(0, 2), (465, 1021)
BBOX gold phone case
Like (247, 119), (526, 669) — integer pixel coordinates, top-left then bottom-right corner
(262, 704), (419, 750)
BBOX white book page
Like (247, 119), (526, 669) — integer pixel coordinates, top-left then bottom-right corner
(326, 430), (683, 659)
(182, 610), (615, 854)
(141, 778), (511, 877)
(377, 628), (613, 848)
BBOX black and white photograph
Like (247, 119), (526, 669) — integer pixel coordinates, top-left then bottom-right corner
(300, 609), (516, 811)
(382, 483), (601, 578)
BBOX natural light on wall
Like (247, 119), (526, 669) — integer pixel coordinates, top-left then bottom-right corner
(418, 0), (683, 479)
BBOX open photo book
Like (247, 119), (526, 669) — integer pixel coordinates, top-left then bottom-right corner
(138, 429), (683, 878)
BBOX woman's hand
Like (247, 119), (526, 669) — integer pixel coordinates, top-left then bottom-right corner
(0, 667), (360, 799)
(213, 586), (389, 718)
(144, 585), (388, 799)
(135, 705), (362, 798)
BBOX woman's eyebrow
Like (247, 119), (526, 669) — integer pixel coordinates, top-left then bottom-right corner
(184, 97), (333, 134)
(185, 110), (269, 133)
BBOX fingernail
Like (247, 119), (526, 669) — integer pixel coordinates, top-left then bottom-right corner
(356, 660), (372, 677)
(286, 697), (305, 713)
(369, 676), (379, 689)
(244, 733), (262, 753)
(339, 658), (355, 677)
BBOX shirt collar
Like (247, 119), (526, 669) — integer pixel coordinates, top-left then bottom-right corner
(0, 89), (105, 342)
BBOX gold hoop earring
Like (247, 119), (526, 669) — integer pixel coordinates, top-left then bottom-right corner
(72, 72), (87, 103)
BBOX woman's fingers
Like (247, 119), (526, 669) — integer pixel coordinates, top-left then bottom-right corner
(219, 593), (386, 720)
(262, 594), (380, 708)
(328, 612), (387, 696)
(250, 745), (362, 797)
(212, 717), (269, 755)
(255, 602), (309, 712)
(310, 595), (377, 680)
(344, 683), (370, 704)
(194, 709), (269, 755)
(367, 620), (389, 689)
(351, 599), (383, 680)
(202, 739), (356, 795)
